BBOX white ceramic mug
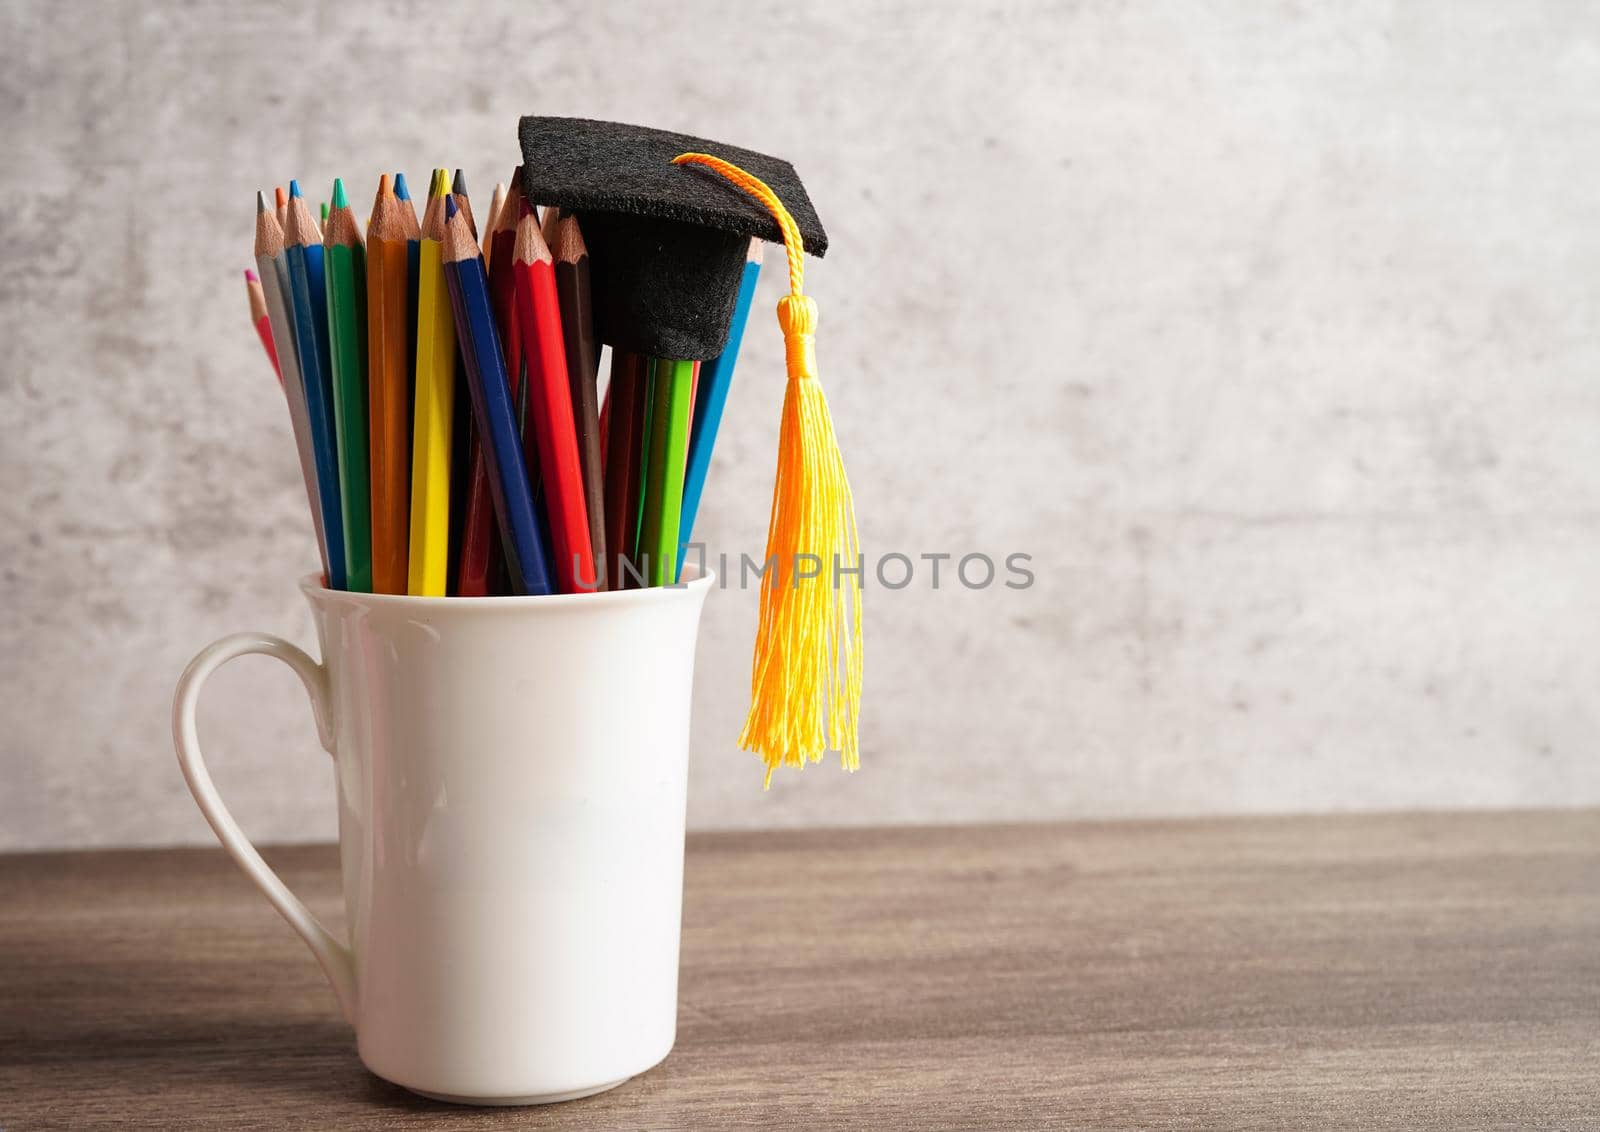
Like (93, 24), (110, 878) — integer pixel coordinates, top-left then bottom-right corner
(173, 570), (714, 1105)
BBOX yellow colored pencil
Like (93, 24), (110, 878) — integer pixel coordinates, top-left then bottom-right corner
(407, 168), (456, 595)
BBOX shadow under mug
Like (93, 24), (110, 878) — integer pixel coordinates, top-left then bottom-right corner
(173, 569), (715, 1105)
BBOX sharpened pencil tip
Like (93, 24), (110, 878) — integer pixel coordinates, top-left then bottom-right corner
(452, 168), (467, 196)
(331, 178), (348, 209)
(289, 180), (303, 198)
(275, 185), (287, 208)
(256, 189), (269, 213)
(445, 194), (458, 220)
(244, 268), (258, 282)
(379, 172), (392, 195)
(394, 172), (411, 201)
(431, 168), (449, 196)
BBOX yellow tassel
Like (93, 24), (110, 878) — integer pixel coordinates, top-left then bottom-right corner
(671, 152), (863, 786)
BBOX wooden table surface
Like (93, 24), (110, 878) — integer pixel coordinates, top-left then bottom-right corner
(2, 812), (1596, 1130)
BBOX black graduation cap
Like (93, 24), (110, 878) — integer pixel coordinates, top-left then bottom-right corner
(518, 116), (828, 360)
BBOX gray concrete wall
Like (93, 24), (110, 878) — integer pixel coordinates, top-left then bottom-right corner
(4, 0), (1597, 850)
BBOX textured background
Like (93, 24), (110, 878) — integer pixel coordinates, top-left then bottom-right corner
(4, 1), (1598, 851)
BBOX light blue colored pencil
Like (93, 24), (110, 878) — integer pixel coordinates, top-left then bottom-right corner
(678, 238), (762, 574)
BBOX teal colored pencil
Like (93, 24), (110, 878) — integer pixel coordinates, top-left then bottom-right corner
(323, 178), (372, 592)
(283, 180), (346, 589)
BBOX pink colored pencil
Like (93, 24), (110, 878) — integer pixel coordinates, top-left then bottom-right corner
(244, 268), (281, 382)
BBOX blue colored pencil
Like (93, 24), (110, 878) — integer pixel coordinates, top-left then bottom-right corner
(678, 238), (762, 574)
(283, 181), (347, 589)
(438, 197), (552, 596)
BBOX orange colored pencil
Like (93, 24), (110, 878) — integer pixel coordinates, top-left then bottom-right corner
(365, 175), (412, 595)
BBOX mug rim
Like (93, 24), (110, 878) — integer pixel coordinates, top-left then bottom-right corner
(298, 564), (716, 608)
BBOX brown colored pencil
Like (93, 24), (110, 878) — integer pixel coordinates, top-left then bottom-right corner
(552, 214), (607, 589)
(481, 182), (505, 266)
(603, 349), (650, 586)
(365, 175), (412, 595)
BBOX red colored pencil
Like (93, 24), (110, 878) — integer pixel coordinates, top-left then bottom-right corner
(512, 201), (594, 592)
(552, 215), (607, 589)
(244, 268), (281, 381)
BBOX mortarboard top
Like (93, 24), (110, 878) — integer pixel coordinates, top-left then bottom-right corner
(518, 116), (828, 360)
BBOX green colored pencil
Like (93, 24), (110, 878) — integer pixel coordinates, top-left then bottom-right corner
(638, 357), (694, 586)
(323, 178), (372, 592)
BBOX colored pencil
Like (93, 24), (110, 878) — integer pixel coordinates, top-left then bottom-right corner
(284, 181), (347, 590)
(512, 201), (595, 593)
(365, 175), (411, 595)
(254, 191), (330, 583)
(457, 178), (522, 595)
(602, 349), (649, 587)
(244, 268), (280, 380)
(393, 171), (422, 415)
(481, 182), (504, 265)
(455, 438), (497, 595)
(323, 179), (372, 593)
(407, 169), (456, 596)
(678, 237), (762, 573)
(274, 186), (287, 231)
(487, 177), (524, 385)
(441, 197), (551, 596)
(540, 203), (561, 249)
(452, 169), (476, 240)
(638, 358), (694, 586)
(552, 215), (607, 589)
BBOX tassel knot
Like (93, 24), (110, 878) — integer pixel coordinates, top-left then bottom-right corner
(778, 296), (818, 380)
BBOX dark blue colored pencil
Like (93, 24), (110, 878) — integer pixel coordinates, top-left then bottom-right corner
(439, 197), (552, 596)
(283, 180), (347, 589)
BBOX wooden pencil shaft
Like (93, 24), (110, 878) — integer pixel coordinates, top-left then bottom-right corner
(256, 249), (331, 582)
(481, 183), (505, 265)
(456, 436), (498, 597)
(633, 360), (652, 573)
(443, 220), (551, 596)
(553, 224), (607, 589)
(408, 231), (454, 596)
(679, 251), (762, 572)
(283, 199), (347, 590)
(246, 273), (281, 380)
(639, 358), (695, 587)
(324, 201), (372, 593)
(603, 350), (649, 588)
(512, 235), (595, 594)
(456, 203), (528, 597)
(365, 188), (413, 596)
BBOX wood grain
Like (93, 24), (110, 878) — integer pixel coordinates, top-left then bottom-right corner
(1, 812), (1596, 1130)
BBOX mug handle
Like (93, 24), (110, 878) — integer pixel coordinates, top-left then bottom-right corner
(172, 632), (357, 1024)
